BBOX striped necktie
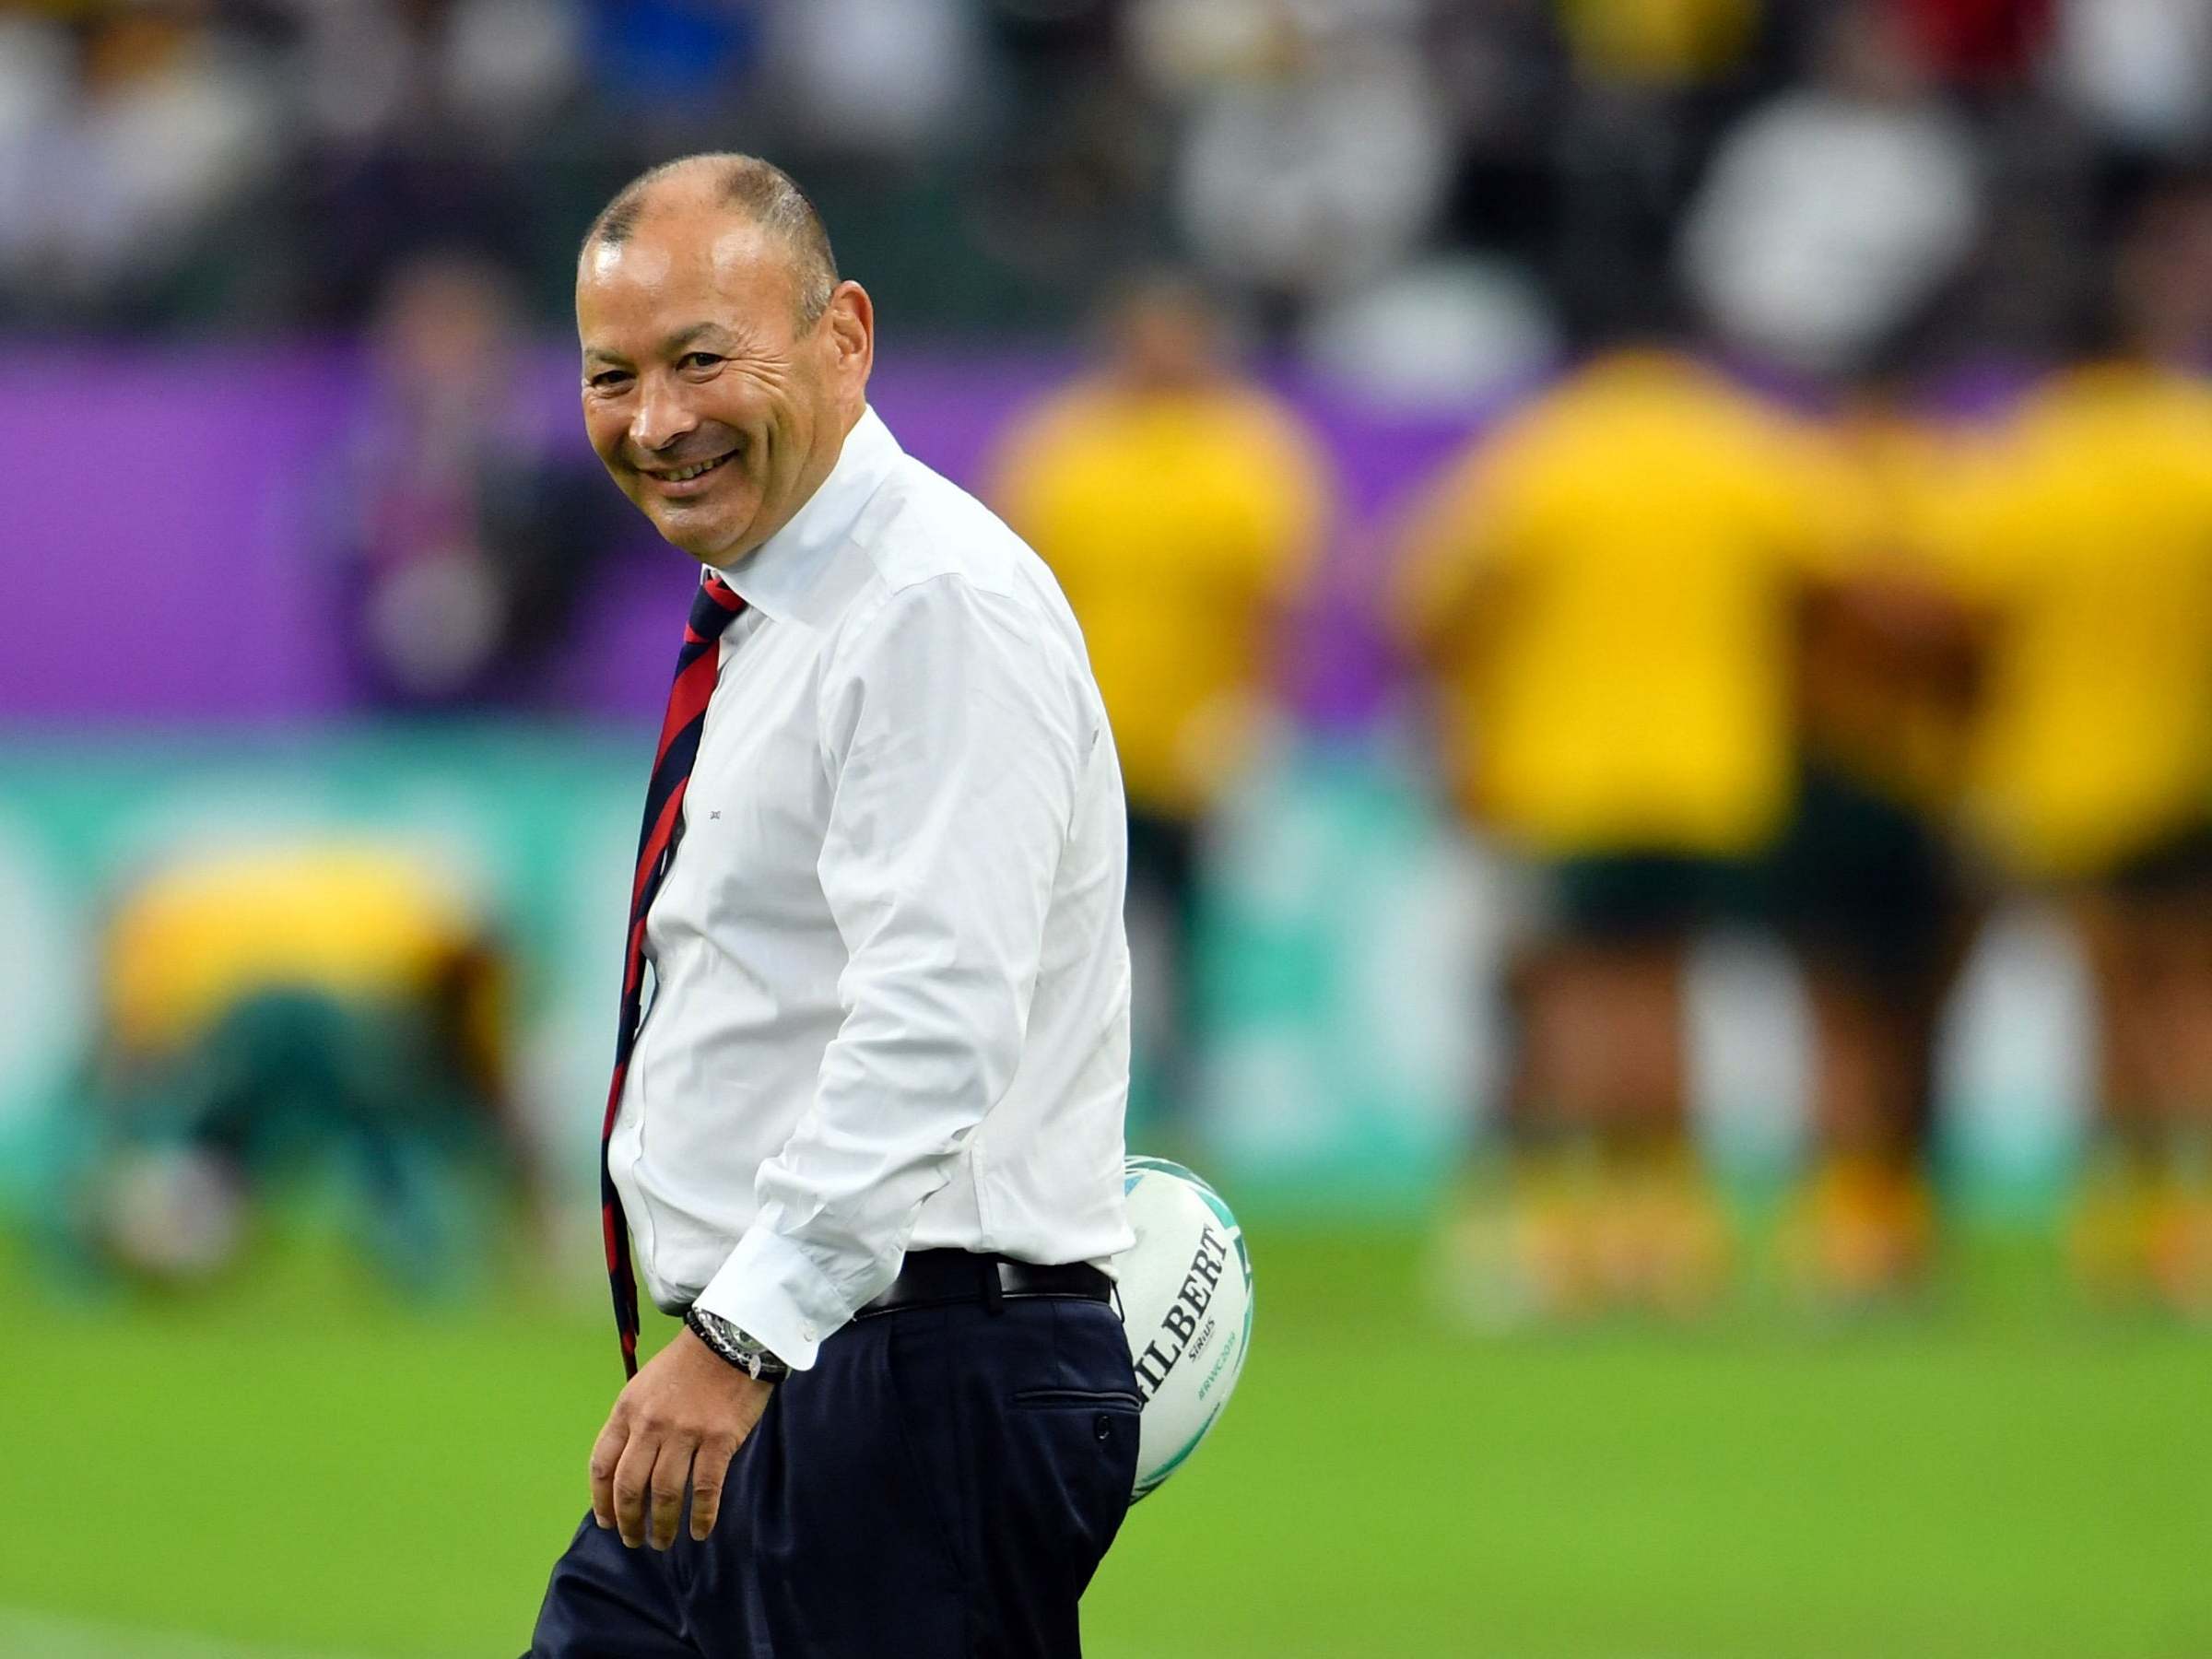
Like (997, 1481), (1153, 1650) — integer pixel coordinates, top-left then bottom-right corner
(600, 571), (747, 1377)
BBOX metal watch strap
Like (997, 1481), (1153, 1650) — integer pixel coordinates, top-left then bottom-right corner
(683, 1306), (791, 1382)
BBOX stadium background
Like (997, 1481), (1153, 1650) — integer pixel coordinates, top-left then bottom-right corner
(5, 1), (2211, 1654)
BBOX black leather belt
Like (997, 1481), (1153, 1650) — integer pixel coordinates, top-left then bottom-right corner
(853, 1249), (1112, 1319)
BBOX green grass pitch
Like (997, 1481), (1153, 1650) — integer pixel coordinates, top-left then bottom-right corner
(4, 1225), (2210, 1657)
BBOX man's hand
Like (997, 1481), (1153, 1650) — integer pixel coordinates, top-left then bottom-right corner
(590, 1327), (775, 1549)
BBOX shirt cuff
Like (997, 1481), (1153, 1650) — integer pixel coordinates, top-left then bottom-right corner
(691, 1227), (851, 1372)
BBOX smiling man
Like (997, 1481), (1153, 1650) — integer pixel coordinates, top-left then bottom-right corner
(529, 155), (1142, 1657)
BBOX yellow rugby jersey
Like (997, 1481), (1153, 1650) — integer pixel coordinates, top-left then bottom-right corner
(1803, 408), (1981, 815)
(989, 382), (1331, 818)
(1394, 351), (1854, 857)
(1937, 363), (2212, 880)
(103, 843), (484, 1059)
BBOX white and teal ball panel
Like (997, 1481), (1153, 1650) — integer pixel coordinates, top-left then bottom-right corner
(1112, 1156), (1255, 1501)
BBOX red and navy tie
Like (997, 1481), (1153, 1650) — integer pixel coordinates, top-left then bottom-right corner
(601, 571), (747, 1376)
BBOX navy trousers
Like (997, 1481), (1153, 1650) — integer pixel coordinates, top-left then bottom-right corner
(528, 1294), (1140, 1658)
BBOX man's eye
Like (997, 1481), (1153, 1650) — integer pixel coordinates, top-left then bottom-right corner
(589, 371), (631, 392)
(680, 353), (723, 371)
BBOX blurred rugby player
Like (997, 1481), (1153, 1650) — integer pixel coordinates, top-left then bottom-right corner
(1770, 346), (1983, 1303)
(1942, 172), (2212, 1313)
(1395, 316), (1853, 1321)
(991, 276), (1331, 1134)
(79, 840), (522, 1291)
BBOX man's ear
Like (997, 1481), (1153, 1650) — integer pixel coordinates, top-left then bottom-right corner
(826, 280), (874, 384)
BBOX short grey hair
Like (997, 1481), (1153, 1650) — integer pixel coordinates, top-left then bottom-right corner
(582, 153), (840, 327)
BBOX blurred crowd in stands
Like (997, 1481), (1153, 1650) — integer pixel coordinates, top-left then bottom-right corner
(4, 0), (2210, 372)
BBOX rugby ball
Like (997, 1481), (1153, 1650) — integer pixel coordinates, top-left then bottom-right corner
(1112, 1156), (1254, 1500)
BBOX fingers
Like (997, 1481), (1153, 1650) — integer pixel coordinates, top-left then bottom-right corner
(688, 1434), (738, 1542)
(611, 1425), (663, 1549)
(647, 1437), (694, 1552)
(588, 1416), (627, 1533)
(588, 1348), (769, 1550)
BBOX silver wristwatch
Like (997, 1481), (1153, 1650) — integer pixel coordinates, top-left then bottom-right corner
(683, 1306), (791, 1382)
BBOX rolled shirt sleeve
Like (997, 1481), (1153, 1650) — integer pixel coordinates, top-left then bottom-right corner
(692, 574), (1088, 1368)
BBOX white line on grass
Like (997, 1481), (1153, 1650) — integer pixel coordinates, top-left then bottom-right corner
(0, 1606), (381, 1659)
(5, 1604), (1695, 1659)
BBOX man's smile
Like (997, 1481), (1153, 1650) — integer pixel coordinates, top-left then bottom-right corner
(639, 448), (741, 497)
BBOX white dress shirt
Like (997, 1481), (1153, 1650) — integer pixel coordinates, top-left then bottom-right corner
(609, 406), (1135, 1371)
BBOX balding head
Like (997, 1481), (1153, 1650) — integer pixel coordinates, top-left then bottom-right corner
(575, 153), (874, 569)
(583, 153), (840, 329)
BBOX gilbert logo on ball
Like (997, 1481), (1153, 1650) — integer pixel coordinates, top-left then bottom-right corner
(1113, 1156), (1254, 1501)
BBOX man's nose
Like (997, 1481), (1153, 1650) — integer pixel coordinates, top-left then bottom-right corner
(629, 376), (699, 456)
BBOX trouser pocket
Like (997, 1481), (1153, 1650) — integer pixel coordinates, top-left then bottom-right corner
(1012, 1387), (1145, 1411)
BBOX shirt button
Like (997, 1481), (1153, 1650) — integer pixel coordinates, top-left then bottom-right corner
(801, 1323), (818, 1342)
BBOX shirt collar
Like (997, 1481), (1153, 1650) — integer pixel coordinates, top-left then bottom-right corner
(711, 406), (900, 625)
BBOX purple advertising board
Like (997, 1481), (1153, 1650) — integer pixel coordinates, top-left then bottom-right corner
(0, 342), (1489, 729)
